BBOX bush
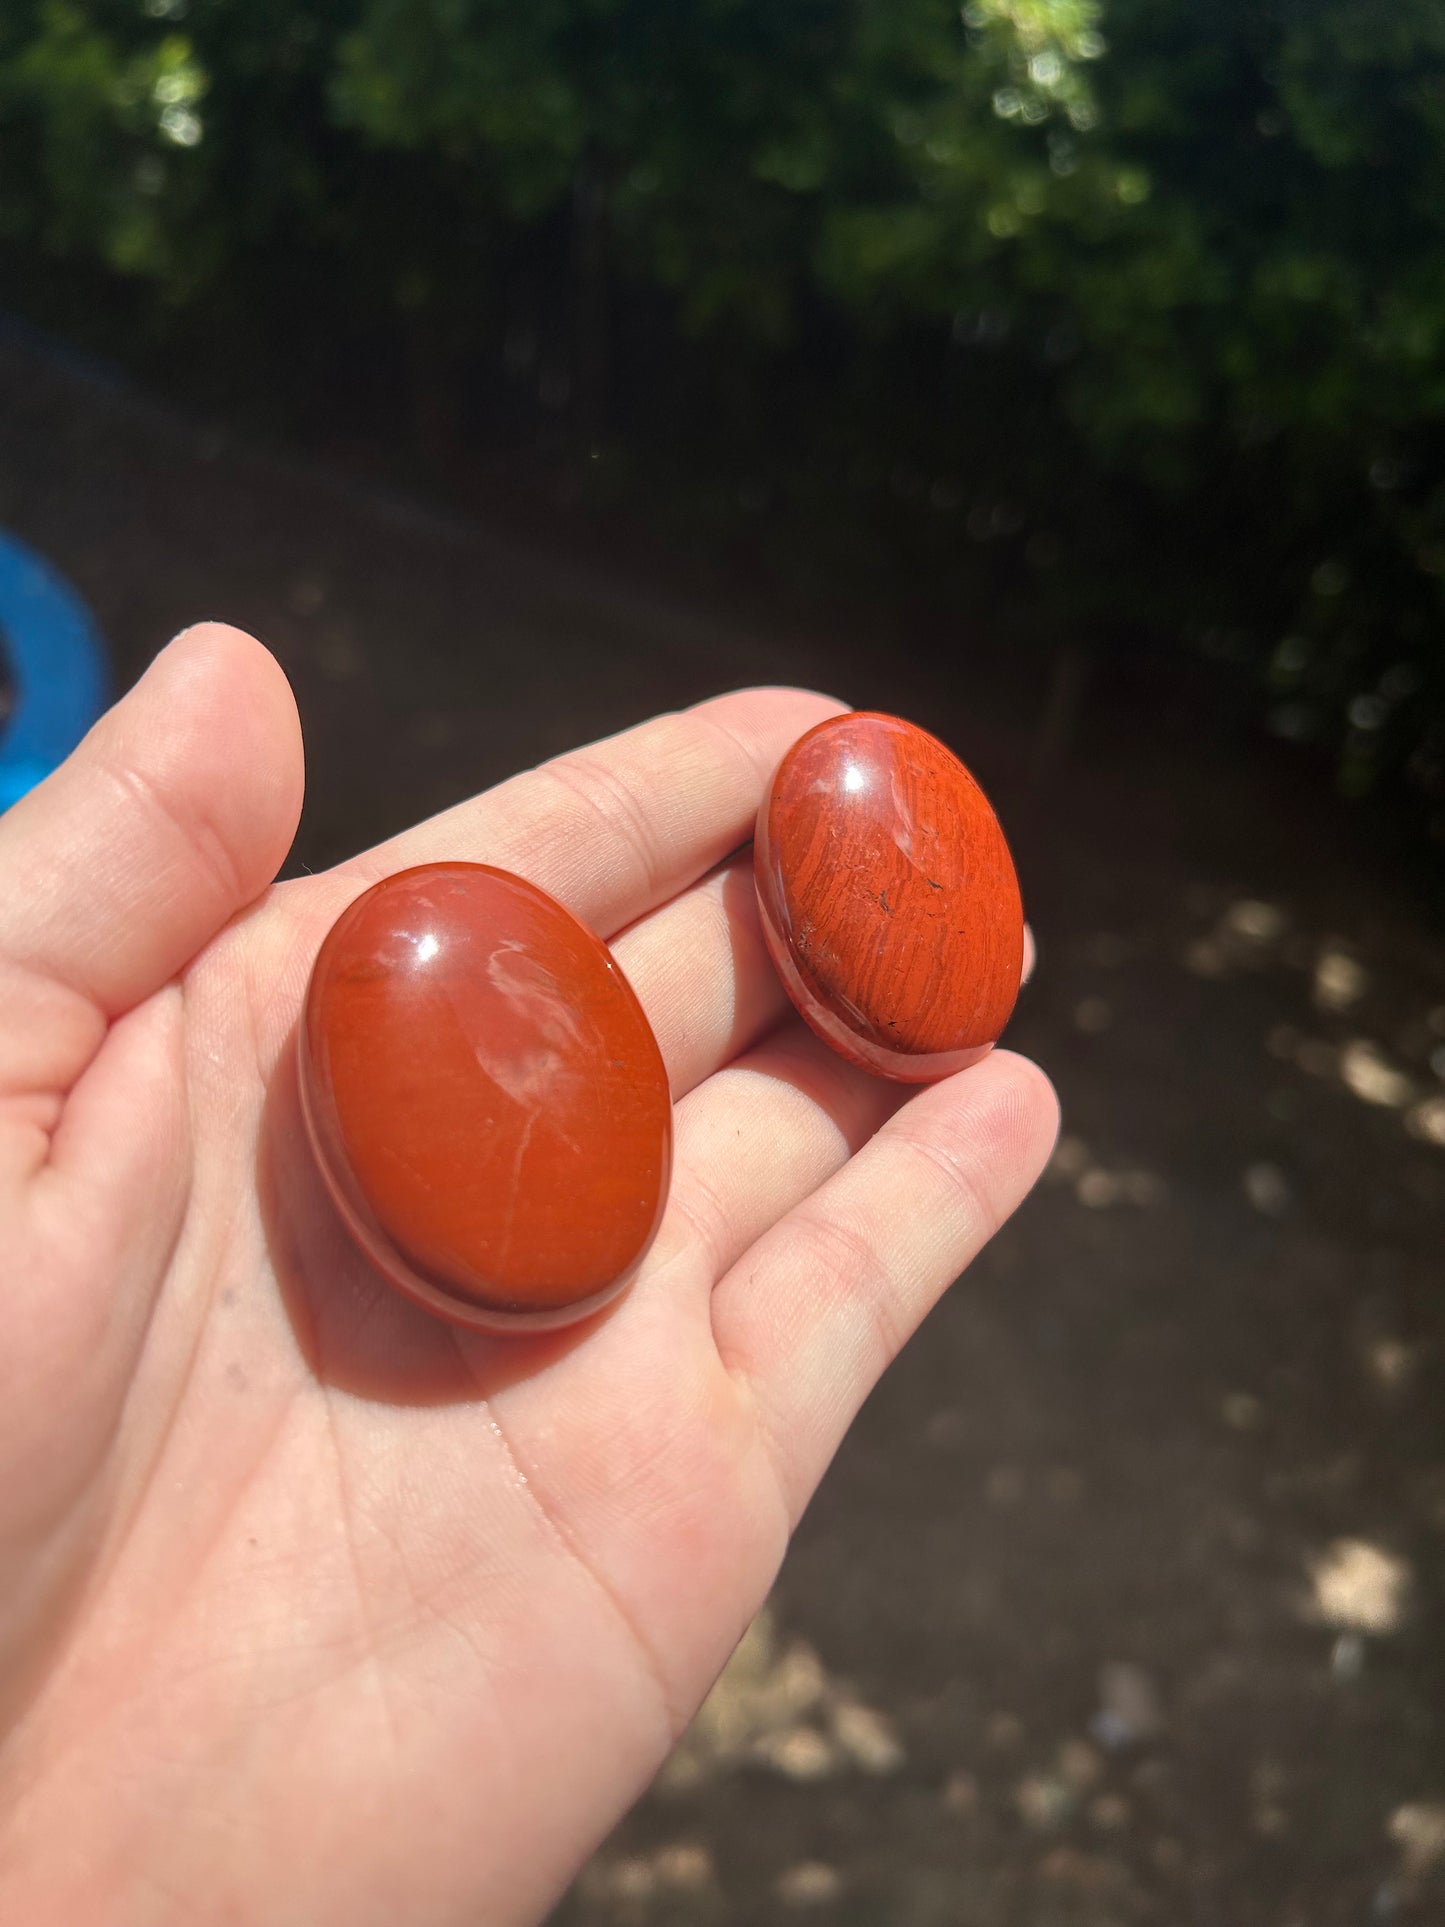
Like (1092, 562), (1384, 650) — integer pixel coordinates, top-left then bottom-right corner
(3, 0), (1444, 825)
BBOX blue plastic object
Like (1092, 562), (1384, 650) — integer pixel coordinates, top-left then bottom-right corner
(0, 531), (109, 810)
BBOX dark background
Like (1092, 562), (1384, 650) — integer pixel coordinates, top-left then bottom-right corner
(2, 2), (1445, 1919)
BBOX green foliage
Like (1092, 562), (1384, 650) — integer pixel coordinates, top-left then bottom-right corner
(2, 0), (1444, 826)
(0, 2), (198, 278)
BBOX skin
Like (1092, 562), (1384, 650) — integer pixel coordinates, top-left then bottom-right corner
(0, 625), (1058, 1926)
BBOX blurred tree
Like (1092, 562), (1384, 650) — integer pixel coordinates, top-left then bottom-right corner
(1, 0), (1443, 826)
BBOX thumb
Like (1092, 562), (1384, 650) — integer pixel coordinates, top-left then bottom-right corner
(0, 623), (304, 1106)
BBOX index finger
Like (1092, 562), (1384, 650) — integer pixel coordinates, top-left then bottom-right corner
(341, 687), (848, 939)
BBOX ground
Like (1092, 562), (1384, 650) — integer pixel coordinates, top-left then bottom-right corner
(2, 325), (1444, 1926)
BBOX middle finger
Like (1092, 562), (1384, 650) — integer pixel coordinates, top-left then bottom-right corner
(608, 850), (789, 1100)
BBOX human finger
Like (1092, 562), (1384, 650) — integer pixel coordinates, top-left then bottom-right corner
(710, 1050), (1059, 1523)
(0, 624), (303, 1108)
(641, 1020), (909, 1290)
(346, 687), (846, 941)
(604, 852), (792, 1100)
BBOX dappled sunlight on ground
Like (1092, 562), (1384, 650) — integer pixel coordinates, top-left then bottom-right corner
(570, 870), (1445, 1923)
(662, 1608), (907, 1792)
(1305, 1538), (1412, 1636)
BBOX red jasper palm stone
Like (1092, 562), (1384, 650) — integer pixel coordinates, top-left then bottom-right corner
(300, 863), (672, 1330)
(755, 712), (1024, 1081)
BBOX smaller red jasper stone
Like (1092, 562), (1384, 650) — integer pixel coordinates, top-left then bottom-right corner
(754, 712), (1024, 1081)
(299, 863), (672, 1331)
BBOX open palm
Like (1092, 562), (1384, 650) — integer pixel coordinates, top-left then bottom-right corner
(0, 626), (1057, 1925)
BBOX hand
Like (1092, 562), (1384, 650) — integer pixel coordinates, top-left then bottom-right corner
(0, 625), (1057, 1925)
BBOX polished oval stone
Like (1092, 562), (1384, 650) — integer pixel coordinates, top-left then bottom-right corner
(755, 712), (1024, 1081)
(299, 862), (672, 1331)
